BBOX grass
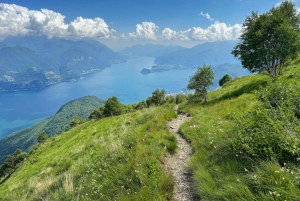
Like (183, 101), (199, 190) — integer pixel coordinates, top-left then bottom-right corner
(178, 65), (300, 200)
(0, 104), (177, 201)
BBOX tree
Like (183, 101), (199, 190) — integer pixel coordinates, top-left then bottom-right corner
(38, 131), (48, 143)
(232, 1), (300, 79)
(151, 89), (166, 106)
(187, 64), (214, 102)
(103, 96), (124, 116)
(219, 74), (232, 87)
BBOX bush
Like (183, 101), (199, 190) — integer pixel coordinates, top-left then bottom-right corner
(69, 117), (86, 128)
(175, 94), (187, 104)
(231, 80), (300, 163)
(219, 74), (232, 87)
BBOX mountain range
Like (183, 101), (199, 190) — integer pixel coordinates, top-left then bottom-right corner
(122, 41), (242, 74)
(0, 36), (126, 92)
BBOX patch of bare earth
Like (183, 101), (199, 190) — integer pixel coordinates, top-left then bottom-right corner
(163, 107), (197, 201)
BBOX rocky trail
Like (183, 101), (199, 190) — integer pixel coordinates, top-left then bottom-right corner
(163, 107), (197, 201)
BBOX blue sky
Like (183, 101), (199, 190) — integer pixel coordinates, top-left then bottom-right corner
(0, 0), (298, 49)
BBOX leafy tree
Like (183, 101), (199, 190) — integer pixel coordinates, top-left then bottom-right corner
(38, 131), (48, 143)
(219, 74), (232, 87)
(232, 1), (300, 79)
(151, 89), (166, 106)
(89, 106), (105, 120)
(103, 96), (124, 116)
(134, 100), (147, 110)
(69, 117), (87, 128)
(187, 64), (214, 102)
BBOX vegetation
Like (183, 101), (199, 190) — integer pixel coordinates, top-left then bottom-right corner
(37, 131), (48, 144)
(0, 149), (28, 182)
(178, 60), (300, 200)
(69, 117), (87, 128)
(0, 96), (105, 164)
(219, 73), (232, 87)
(232, 1), (300, 79)
(0, 104), (177, 200)
(187, 64), (214, 103)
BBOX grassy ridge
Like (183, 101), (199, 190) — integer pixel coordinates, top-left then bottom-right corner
(0, 96), (105, 164)
(179, 65), (300, 200)
(0, 104), (177, 200)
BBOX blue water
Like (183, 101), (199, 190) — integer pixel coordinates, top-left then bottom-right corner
(0, 56), (199, 139)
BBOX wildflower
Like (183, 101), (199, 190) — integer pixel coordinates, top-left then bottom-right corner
(244, 168), (248, 172)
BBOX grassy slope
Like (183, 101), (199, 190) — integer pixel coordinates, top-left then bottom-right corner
(0, 96), (105, 164)
(0, 104), (177, 201)
(179, 63), (300, 200)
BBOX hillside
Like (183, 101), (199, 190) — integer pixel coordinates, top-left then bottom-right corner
(0, 36), (126, 92)
(141, 40), (239, 73)
(1, 61), (300, 200)
(0, 96), (105, 164)
(0, 104), (177, 200)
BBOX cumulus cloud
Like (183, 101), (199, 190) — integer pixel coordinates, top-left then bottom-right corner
(122, 22), (158, 40)
(199, 11), (214, 21)
(160, 21), (242, 41)
(0, 3), (115, 39)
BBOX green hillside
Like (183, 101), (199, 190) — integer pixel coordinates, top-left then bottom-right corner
(0, 96), (105, 164)
(1, 61), (300, 200)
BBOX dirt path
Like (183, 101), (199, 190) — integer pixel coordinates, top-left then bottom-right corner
(163, 107), (197, 201)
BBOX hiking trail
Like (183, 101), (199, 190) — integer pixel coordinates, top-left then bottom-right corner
(163, 106), (197, 201)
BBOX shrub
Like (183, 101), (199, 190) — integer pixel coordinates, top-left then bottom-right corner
(219, 74), (232, 87)
(175, 94), (187, 104)
(69, 117), (86, 128)
(231, 80), (300, 163)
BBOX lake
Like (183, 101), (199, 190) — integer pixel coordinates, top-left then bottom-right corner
(0, 56), (200, 139)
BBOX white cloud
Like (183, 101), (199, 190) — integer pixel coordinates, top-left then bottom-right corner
(122, 21), (158, 40)
(199, 11), (214, 21)
(159, 21), (242, 41)
(0, 3), (115, 40)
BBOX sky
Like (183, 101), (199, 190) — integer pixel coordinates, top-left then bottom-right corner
(0, 0), (298, 50)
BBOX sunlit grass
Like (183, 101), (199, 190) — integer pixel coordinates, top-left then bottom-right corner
(179, 65), (300, 200)
(0, 104), (177, 200)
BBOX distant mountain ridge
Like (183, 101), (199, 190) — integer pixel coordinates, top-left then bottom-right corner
(146, 40), (240, 72)
(0, 36), (126, 92)
(119, 43), (186, 58)
(0, 95), (105, 164)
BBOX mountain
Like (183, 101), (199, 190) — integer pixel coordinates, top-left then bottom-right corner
(141, 40), (240, 73)
(0, 36), (126, 92)
(119, 43), (186, 58)
(1, 62), (300, 199)
(0, 95), (105, 164)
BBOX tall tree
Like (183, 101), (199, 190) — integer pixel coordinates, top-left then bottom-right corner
(232, 1), (300, 79)
(187, 64), (214, 102)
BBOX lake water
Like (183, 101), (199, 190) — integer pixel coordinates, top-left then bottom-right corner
(0, 56), (202, 139)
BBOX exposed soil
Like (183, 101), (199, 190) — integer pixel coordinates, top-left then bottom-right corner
(163, 107), (197, 201)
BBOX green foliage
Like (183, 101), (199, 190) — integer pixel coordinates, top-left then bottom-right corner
(0, 105), (177, 200)
(175, 93), (187, 104)
(69, 117), (86, 128)
(232, 80), (300, 163)
(0, 148), (27, 180)
(219, 74), (232, 87)
(38, 131), (48, 144)
(187, 64), (214, 102)
(103, 96), (125, 116)
(232, 1), (300, 79)
(0, 96), (105, 164)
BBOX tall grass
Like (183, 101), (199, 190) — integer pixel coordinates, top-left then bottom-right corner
(179, 68), (300, 200)
(0, 104), (177, 200)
